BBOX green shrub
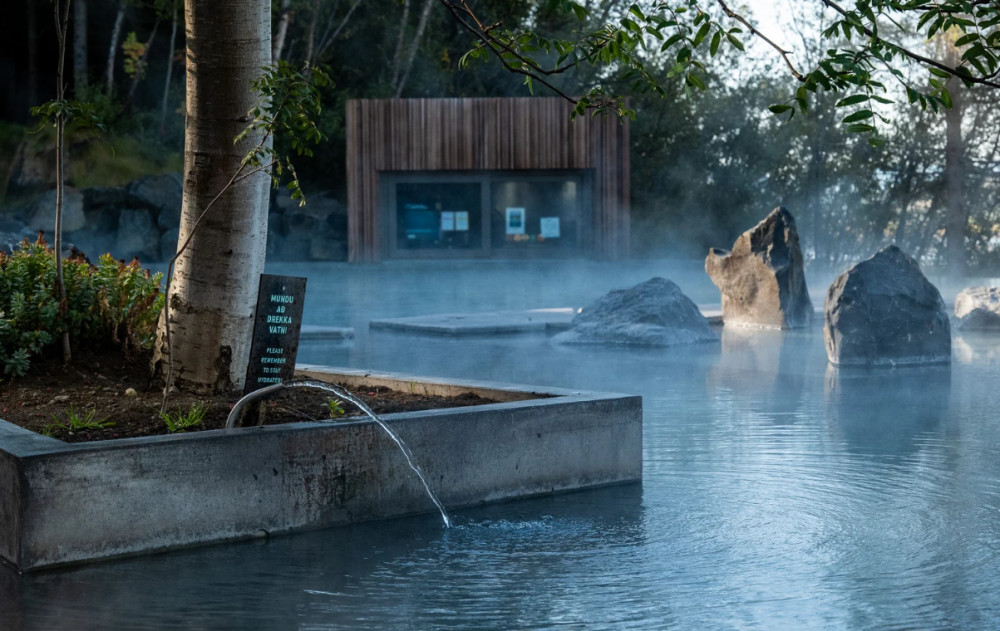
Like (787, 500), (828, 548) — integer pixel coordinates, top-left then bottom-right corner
(0, 236), (164, 377)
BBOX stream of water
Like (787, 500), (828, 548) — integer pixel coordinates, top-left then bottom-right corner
(226, 379), (452, 528)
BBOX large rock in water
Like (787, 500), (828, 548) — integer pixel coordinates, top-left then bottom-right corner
(553, 277), (717, 346)
(954, 287), (1000, 330)
(824, 246), (950, 366)
(705, 207), (812, 329)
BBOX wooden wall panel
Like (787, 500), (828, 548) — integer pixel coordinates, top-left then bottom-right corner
(346, 98), (629, 262)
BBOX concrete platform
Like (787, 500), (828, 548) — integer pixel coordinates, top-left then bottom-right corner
(0, 367), (641, 571)
(370, 308), (578, 335)
(300, 325), (355, 340)
(371, 306), (724, 334)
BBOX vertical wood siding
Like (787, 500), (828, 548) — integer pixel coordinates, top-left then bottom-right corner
(346, 98), (629, 262)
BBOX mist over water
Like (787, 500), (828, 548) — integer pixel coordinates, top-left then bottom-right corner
(4, 260), (1000, 630)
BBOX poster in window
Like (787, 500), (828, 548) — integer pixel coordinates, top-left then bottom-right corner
(440, 211), (455, 231)
(506, 207), (525, 235)
(540, 216), (560, 239)
(455, 211), (469, 231)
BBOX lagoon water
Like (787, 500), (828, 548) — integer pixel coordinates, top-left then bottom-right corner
(3, 260), (1000, 630)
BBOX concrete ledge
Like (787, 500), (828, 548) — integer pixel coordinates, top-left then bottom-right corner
(0, 367), (641, 571)
(300, 325), (355, 340)
(370, 308), (577, 335)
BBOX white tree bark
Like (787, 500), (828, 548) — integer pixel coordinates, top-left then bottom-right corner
(272, 0), (293, 62)
(153, 0), (272, 394)
(104, 2), (125, 95)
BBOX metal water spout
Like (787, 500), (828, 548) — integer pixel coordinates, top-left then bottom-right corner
(226, 379), (452, 528)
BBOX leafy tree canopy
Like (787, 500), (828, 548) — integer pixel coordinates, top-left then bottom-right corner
(443, 0), (1000, 144)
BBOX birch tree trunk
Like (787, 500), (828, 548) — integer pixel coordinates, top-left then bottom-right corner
(393, 0), (433, 97)
(943, 42), (967, 280)
(104, 2), (125, 95)
(159, 3), (179, 133)
(272, 0), (292, 62)
(152, 0), (271, 394)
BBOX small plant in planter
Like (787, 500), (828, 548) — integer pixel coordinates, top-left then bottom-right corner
(326, 397), (346, 418)
(44, 406), (113, 436)
(159, 402), (207, 433)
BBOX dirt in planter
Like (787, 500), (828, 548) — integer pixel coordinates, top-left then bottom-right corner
(0, 348), (498, 443)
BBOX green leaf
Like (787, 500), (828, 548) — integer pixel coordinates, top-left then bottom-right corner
(842, 109), (874, 123)
(939, 88), (953, 109)
(836, 94), (868, 107)
(685, 72), (707, 90)
(846, 123), (876, 133)
(726, 33), (744, 51)
(709, 30), (722, 56)
(693, 23), (711, 47)
(768, 104), (793, 114)
(954, 33), (979, 47)
(660, 32), (685, 51)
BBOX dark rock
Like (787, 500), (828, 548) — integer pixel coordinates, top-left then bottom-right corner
(114, 209), (160, 261)
(954, 287), (1000, 330)
(84, 205), (121, 235)
(83, 186), (129, 210)
(553, 277), (718, 346)
(127, 173), (182, 217)
(824, 245), (950, 366)
(705, 207), (813, 329)
(64, 227), (117, 261)
(26, 188), (87, 232)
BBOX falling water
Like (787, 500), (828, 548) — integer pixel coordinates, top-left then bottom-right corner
(225, 379), (452, 528)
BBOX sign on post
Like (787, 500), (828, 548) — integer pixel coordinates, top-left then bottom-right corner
(244, 274), (307, 394)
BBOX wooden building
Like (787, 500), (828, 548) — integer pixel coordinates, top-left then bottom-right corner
(346, 97), (630, 262)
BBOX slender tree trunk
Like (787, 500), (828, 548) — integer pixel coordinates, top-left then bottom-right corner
(73, 0), (88, 96)
(273, 0), (293, 62)
(105, 2), (126, 95)
(153, 0), (272, 394)
(393, 0), (434, 97)
(944, 56), (967, 279)
(127, 19), (160, 104)
(304, 0), (321, 67)
(390, 0), (411, 90)
(54, 0), (73, 363)
(159, 5), (179, 132)
(27, 0), (39, 108)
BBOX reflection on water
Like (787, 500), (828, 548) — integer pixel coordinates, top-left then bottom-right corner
(4, 261), (1000, 630)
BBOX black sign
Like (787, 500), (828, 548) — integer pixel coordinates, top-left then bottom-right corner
(244, 274), (307, 394)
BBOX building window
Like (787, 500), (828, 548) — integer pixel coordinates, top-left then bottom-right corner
(395, 182), (482, 250)
(490, 179), (580, 251)
(384, 171), (589, 258)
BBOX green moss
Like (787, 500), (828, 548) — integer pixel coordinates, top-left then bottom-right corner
(69, 134), (183, 189)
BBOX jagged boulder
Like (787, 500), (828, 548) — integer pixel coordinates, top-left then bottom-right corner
(824, 246), (950, 366)
(553, 277), (717, 347)
(127, 173), (183, 230)
(26, 187), (87, 233)
(954, 287), (1000, 330)
(705, 207), (812, 329)
(115, 209), (160, 261)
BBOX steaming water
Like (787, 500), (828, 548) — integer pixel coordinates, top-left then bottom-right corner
(3, 260), (1000, 630)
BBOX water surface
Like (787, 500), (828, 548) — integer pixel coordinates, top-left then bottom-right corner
(3, 260), (998, 630)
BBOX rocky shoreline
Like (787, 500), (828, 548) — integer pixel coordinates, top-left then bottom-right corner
(1, 173), (348, 263)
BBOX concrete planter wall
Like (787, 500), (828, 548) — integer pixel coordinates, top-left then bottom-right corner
(0, 367), (642, 571)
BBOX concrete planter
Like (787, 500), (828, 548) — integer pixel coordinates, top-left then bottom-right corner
(0, 366), (642, 571)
